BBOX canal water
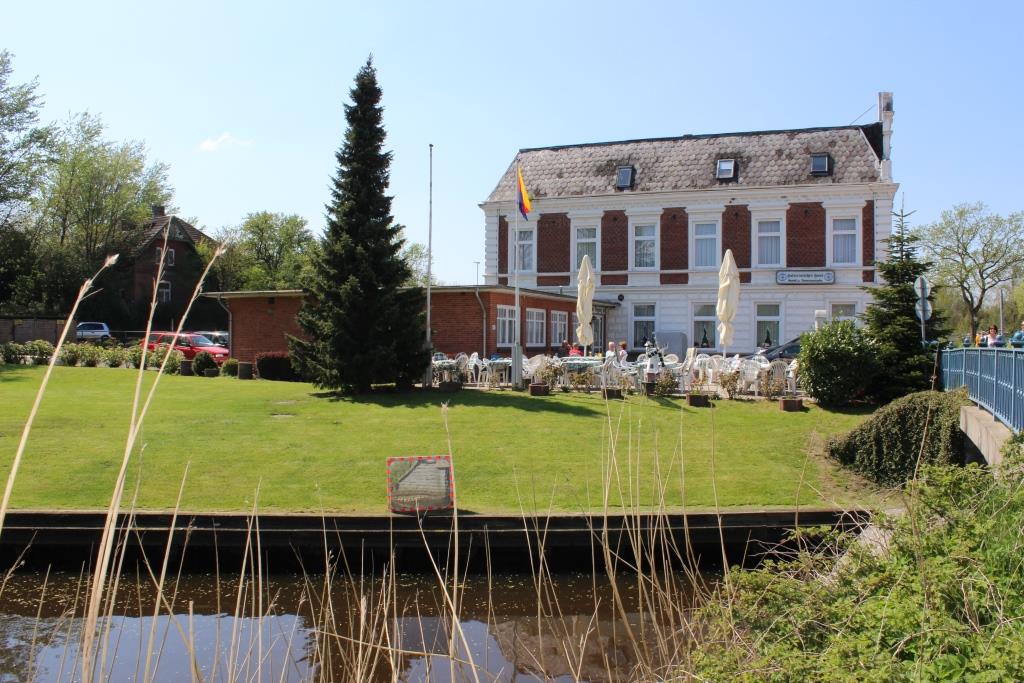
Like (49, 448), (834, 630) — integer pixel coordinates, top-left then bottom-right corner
(0, 568), (709, 682)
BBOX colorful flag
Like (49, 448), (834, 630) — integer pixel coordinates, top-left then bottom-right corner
(517, 165), (532, 220)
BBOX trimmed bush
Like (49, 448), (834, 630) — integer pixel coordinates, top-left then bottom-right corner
(79, 344), (104, 367)
(827, 388), (971, 486)
(256, 351), (300, 381)
(59, 343), (83, 366)
(192, 351), (217, 375)
(221, 358), (239, 377)
(1, 342), (25, 365)
(104, 346), (128, 368)
(24, 340), (54, 365)
(152, 345), (184, 374)
(126, 345), (147, 369)
(798, 320), (878, 406)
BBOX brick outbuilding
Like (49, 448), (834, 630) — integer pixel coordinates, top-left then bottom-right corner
(206, 286), (617, 364)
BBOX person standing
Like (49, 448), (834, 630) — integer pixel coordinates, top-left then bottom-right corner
(983, 325), (1005, 348)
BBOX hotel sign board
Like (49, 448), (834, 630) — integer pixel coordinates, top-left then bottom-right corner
(776, 270), (835, 285)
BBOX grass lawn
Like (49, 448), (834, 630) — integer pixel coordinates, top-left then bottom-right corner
(0, 365), (877, 514)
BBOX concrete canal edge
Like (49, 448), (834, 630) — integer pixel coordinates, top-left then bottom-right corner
(0, 509), (871, 572)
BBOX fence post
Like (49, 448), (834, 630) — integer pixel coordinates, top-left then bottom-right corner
(1012, 350), (1017, 430)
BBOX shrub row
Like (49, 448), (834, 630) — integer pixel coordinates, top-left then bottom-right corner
(826, 388), (971, 486)
(3, 339), (245, 377)
(256, 352), (301, 381)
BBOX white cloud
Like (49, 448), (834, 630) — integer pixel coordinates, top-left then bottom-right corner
(197, 132), (252, 153)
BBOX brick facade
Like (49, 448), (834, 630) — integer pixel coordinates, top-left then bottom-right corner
(660, 207), (688, 285)
(601, 210), (627, 285)
(786, 202), (826, 267)
(428, 290), (485, 357)
(537, 213), (570, 273)
(226, 295), (305, 365)
(722, 205), (751, 268)
(862, 199), (875, 265)
(498, 215), (508, 285)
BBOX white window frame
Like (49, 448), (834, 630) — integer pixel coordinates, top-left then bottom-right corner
(551, 310), (568, 346)
(513, 227), (535, 274)
(693, 302), (717, 349)
(496, 305), (517, 347)
(751, 212), (786, 268)
(631, 302), (657, 349)
(754, 302), (783, 348)
(525, 308), (546, 347)
(630, 222), (658, 271)
(830, 302), (858, 323)
(157, 280), (172, 303)
(156, 247), (176, 266)
(690, 220), (721, 270)
(825, 202), (863, 267)
(573, 224), (600, 271)
(716, 159), (736, 179)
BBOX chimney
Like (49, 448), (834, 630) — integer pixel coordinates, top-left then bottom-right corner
(151, 204), (166, 218)
(878, 92), (894, 182)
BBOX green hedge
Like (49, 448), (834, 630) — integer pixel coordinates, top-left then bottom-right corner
(827, 388), (971, 486)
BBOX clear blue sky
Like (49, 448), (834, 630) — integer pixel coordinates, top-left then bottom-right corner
(6, 1), (1023, 285)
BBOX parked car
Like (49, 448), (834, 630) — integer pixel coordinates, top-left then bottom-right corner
(760, 337), (802, 361)
(143, 332), (230, 364)
(193, 330), (230, 348)
(76, 322), (111, 341)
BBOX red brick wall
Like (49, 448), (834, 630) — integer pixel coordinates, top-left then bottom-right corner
(478, 291), (582, 357)
(601, 210), (627, 285)
(722, 205), (751, 268)
(537, 275), (570, 286)
(862, 200), (875, 265)
(227, 296), (305, 365)
(498, 216), (508, 285)
(429, 291), (485, 358)
(786, 202), (826, 267)
(537, 213), (570, 273)
(660, 208), (688, 285)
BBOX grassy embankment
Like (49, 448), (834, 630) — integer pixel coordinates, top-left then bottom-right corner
(0, 364), (876, 513)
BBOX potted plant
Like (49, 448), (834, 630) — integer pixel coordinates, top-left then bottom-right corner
(438, 367), (466, 392)
(687, 374), (712, 407)
(530, 364), (560, 396)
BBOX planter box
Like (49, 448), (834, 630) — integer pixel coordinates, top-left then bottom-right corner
(238, 361), (253, 380)
(529, 383), (550, 396)
(438, 381), (463, 392)
(779, 397), (803, 412)
(180, 360), (193, 376)
(203, 368), (219, 378)
(687, 393), (711, 407)
(643, 381), (657, 396)
(602, 387), (623, 400)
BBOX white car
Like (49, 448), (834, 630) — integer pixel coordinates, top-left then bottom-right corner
(76, 322), (111, 341)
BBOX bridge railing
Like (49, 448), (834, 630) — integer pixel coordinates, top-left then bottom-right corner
(941, 348), (1024, 432)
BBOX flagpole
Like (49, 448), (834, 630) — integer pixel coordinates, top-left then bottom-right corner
(422, 143), (434, 388)
(513, 165), (523, 388)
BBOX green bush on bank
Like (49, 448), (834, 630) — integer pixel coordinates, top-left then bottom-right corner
(827, 389), (970, 486)
(689, 449), (1024, 682)
(798, 320), (878, 406)
(221, 358), (239, 377)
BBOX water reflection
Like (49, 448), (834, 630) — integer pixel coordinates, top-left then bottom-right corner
(0, 570), (704, 682)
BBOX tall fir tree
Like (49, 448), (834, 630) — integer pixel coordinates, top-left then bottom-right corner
(862, 201), (947, 402)
(289, 58), (428, 392)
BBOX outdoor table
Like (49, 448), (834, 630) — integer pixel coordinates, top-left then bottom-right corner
(432, 359), (457, 384)
(485, 358), (512, 384)
(559, 357), (603, 386)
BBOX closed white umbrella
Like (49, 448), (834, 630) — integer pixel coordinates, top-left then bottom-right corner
(575, 254), (595, 352)
(716, 249), (740, 354)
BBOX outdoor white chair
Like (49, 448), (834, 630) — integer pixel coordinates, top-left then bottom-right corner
(767, 360), (789, 395)
(707, 355), (726, 384)
(692, 354), (712, 387)
(663, 353), (679, 365)
(466, 352), (481, 383)
(523, 354), (547, 382)
(739, 359), (763, 396)
(598, 356), (623, 389)
(454, 352), (470, 380)
(787, 359), (800, 394)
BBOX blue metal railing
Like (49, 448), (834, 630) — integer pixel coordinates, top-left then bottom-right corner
(941, 348), (1024, 432)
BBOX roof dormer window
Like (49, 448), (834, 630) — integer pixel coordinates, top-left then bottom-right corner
(716, 158), (736, 181)
(615, 165), (635, 190)
(810, 153), (832, 176)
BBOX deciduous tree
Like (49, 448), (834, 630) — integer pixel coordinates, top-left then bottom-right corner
(917, 202), (1024, 339)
